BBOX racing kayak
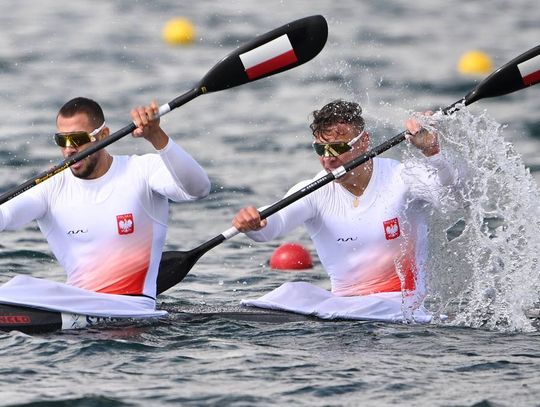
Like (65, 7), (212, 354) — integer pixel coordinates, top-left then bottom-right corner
(0, 281), (436, 334)
(2, 298), (538, 335)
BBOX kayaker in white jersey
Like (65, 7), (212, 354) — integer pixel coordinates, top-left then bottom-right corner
(234, 100), (456, 322)
(0, 97), (210, 317)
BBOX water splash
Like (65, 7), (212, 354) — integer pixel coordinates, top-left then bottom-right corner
(406, 107), (540, 332)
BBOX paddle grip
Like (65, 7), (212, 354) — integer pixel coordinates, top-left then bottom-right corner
(222, 226), (240, 240)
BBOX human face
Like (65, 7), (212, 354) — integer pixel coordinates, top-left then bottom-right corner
(56, 113), (106, 179)
(313, 123), (368, 173)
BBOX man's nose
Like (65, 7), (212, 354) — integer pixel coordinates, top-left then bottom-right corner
(62, 145), (78, 154)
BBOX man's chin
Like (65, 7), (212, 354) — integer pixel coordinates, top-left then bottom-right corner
(70, 167), (90, 179)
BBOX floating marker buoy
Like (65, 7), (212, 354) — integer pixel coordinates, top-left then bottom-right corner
(457, 50), (493, 75)
(162, 18), (195, 45)
(270, 243), (313, 270)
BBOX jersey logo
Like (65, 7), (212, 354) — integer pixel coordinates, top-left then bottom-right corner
(337, 237), (358, 242)
(116, 213), (134, 235)
(67, 229), (88, 235)
(383, 218), (400, 240)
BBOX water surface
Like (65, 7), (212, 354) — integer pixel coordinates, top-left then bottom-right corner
(1, 1), (540, 406)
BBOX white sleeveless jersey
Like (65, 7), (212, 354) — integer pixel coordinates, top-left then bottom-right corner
(0, 140), (210, 299)
(247, 156), (454, 297)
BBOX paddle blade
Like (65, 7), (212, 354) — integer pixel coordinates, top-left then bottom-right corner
(198, 15), (328, 93)
(156, 234), (227, 294)
(464, 44), (540, 106)
(156, 250), (199, 295)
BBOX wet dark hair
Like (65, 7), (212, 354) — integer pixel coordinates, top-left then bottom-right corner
(57, 97), (105, 128)
(309, 99), (365, 136)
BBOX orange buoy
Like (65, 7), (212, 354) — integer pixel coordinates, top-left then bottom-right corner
(270, 243), (313, 270)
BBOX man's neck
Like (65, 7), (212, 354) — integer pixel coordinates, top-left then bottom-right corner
(89, 153), (114, 180)
(339, 160), (373, 197)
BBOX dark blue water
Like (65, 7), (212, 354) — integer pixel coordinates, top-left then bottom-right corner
(1, 1), (540, 406)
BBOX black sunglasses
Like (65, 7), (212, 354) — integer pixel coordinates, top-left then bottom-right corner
(312, 131), (365, 157)
(54, 122), (105, 148)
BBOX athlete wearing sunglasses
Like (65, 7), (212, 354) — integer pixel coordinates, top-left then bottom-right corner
(233, 100), (456, 324)
(55, 105), (112, 180)
(0, 97), (210, 318)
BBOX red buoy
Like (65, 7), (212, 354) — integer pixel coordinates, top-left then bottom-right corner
(269, 243), (313, 270)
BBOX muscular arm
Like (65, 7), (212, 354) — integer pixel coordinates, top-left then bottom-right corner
(401, 153), (460, 207)
(404, 113), (461, 205)
(131, 100), (210, 201)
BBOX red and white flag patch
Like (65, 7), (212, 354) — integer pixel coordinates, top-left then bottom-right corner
(518, 55), (540, 86)
(383, 218), (400, 240)
(116, 213), (134, 235)
(239, 34), (298, 80)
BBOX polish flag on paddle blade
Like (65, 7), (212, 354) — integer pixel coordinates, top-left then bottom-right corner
(239, 35), (298, 80)
(518, 54), (540, 86)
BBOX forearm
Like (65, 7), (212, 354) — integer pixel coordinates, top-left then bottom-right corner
(426, 153), (457, 187)
(158, 138), (211, 198)
(147, 127), (169, 150)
